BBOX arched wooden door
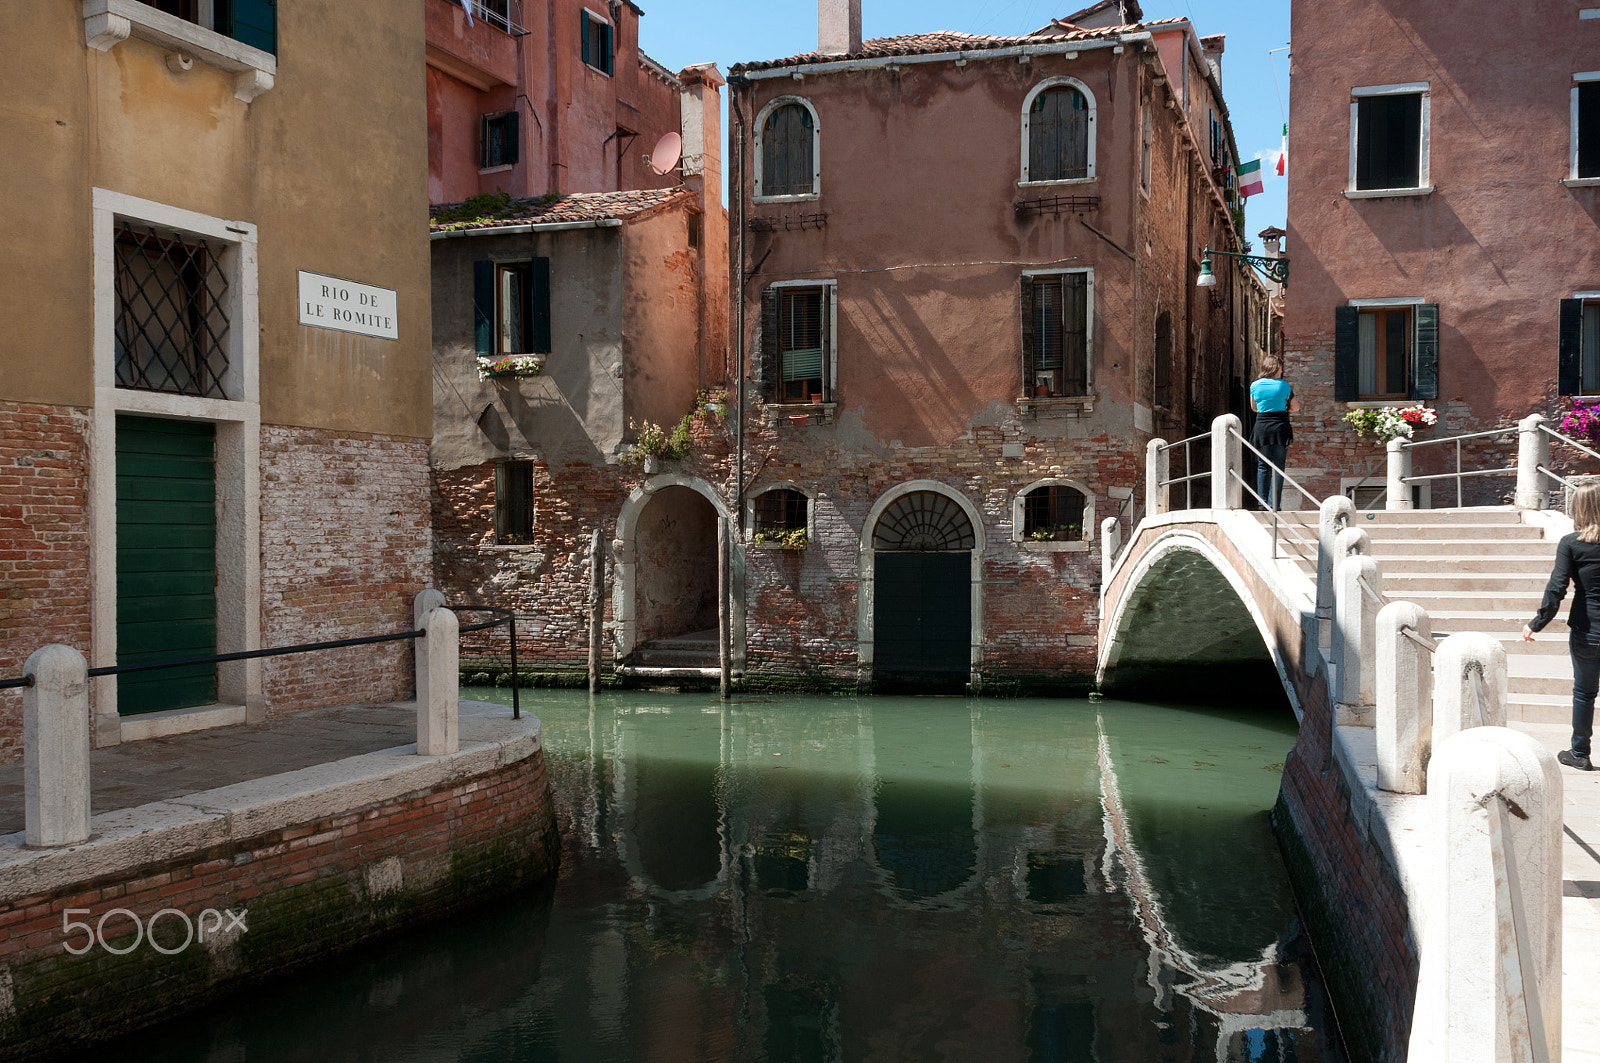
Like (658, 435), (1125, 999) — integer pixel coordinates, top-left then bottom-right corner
(871, 491), (974, 688)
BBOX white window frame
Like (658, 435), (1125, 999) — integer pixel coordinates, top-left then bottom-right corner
(1346, 82), (1432, 198)
(753, 95), (821, 202)
(1569, 72), (1600, 187)
(767, 278), (837, 403)
(1020, 76), (1098, 185)
(89, 188), (262, 741)
(1022, 267), (1096, 397)
(83, 0), (275, 103)
(745, 483), (817, 548)
(1012, 477), (1094, 552)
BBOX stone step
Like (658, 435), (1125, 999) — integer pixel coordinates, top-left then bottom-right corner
(1370, 555), (1554, 574)
(1360, 524), (1548, 540)
(1505, 693), (1576, 726)
(1391, 592), (1544, 611)
(1422, 610), (1558, 632)
(1259, 507), (1526, 526)
(1361, 539), (1558, 556)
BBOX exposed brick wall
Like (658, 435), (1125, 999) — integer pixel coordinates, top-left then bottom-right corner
(0, 750), (558, 1060)
(0, 404), (90, 763)
(260, 427), (431, 712)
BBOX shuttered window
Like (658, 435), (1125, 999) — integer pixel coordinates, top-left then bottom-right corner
(481, 111), (519, 168)
(759, 285), (833, 402)
(1578, 82), (1600, 179)
(1027, 87), (1090, 182)
(1022, 273), (1089, 397)
(580, 11), (613, 75)
(1561, 299), (1600, 395)
(761, 103), (815, 197)
(474, 259), (551, 356)
(146, 0), (277, 55)
(1355, 93), (1423, 190)
(1334, 303), (1439, 401)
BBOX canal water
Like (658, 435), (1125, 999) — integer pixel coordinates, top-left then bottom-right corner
(104, 691), (1343, 1062)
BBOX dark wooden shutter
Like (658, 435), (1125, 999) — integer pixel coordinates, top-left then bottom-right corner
(821, 284), (833, 401)
(759, 287), (780, 400)
(601, 21), (614, 75)
(479, 115), (491, 168)
(1560, 298), (1585, 395)
(474, 260), (494, 356)
(530, 257), (551, 354)
(1333, 306), (1360, 401)
(228, 0), (276, 55)
(503, 111), (519, 164)
(1412, 303), (1439, 400)
(1580, 83), (1600, 178)
(1020, 276), (1036, 392)
(580, 11), (590, 66)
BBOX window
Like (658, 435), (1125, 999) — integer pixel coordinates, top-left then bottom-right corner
(1559, 296), (1600, 394)
(1573, 75), (1600, 181)
(1021, 272), (1091, 398)
(1350, 85), (1428, 192)
(479, 0), (520, 34)
(1023, 80), (1095, 183)
(473, 259), (551, 356)
(752, 488), (809, 545)
(495, 461), (535, 544)
(1209, 109), (1222, 164)
(759, 284), (833, 403)
(580, 10), (613, 75)
(1332, 302), (1439, 401)
(134, 0), (278, 54)
(757, 99), (818, 199)
(1022, 485), (1085, 541)
(114, 220), (231, 399)
(481, 111), (519, 169)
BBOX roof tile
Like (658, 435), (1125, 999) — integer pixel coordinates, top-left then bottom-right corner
(429, 188), (692, 232)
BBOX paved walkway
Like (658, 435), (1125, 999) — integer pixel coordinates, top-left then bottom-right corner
(0, 703), (418, 836)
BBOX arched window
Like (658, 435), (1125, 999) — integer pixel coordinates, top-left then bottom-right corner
(1013, 479), (1093, 546)
(1022, 79), (1096, 183)
(872, 491), (975, 552)
(756, 98), (819, 199)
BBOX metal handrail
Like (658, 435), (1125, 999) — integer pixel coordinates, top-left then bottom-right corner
(1157, 430), (1212, 511)
(1402, 425), (1518, 450)
(1397, 425), (1519, 508)
(1357, 574), (1388, 608)
(1540, 420), (1600, 463)
(1233, 429), (1321, 510)
(1400, 625), (1437, 653)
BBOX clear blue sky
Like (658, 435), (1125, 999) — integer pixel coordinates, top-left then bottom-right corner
(638, 0), (1290, 242)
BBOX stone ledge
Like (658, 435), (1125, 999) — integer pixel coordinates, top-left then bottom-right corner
(118, 702), (246, 743)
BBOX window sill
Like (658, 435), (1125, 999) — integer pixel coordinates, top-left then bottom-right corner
(1018, 539), (1090, 553)
(83, 0), (276, 102)
(1346, 399), (1414, 408)
(1017, 177), (1096, 188)
(749, 541), (808, 551)
(583, 63), (613, 77)
(1019, 395), (1094, 414)
(1563, 178), (1600, 188)
(768, 402), (836, 425)
(489, 542), (541, 552)
(1343, 186), (1435, 200)
(754, 192), (821, 205)
(480, 164), (515, 175)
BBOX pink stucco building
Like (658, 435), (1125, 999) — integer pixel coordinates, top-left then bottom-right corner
(1285, 0), (1600, 506)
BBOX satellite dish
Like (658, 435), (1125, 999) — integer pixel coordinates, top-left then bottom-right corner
(645, 132), (682, 175)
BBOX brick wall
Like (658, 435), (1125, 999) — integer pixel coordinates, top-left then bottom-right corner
(0, 404), (90, 763)
(260, 426), (432, 712)
(0, 750), (558, 1060)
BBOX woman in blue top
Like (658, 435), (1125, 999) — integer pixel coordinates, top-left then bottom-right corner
(1248, 356), (1299, 510)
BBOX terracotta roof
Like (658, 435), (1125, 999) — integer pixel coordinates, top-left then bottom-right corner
(729, 21), (1171, 74)
(429, 188), (692, 232)
(1059, 0), (1143, 25)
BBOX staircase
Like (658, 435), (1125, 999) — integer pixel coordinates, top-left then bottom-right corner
(618, 628), (722, 681)
(1260, 507), (1571, 725)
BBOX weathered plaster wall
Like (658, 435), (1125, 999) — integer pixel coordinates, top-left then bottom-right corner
(623, 206), (705, 431)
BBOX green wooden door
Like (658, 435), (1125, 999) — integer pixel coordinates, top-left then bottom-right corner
(116, 416), (217, 715)
(873, 552), (971, 688)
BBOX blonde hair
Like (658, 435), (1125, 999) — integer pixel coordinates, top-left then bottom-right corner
(1575, 483), (1600, 543)
(1260, 356), (1284, 379)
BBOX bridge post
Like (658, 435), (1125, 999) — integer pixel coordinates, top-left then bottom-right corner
(1335, 526), (1371, 559)
(1210, 414), (1242, 510)
(1376, 601), (1433, 794)
(1145, 439), (1168, 517)
(1100, 516), (1120, 588)
(1409, 727), (1561, 1063)
(1333, 554), (1382, 720)
(1433, 632), (1507, 744)
(1386, 437), (1413, 510)
(1317, 495), (1355, 652)
(1516, 413), (1549, 511)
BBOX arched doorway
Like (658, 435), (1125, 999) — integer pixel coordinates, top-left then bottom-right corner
(866, 486), (979, 690)
(633, 484), (719, 643)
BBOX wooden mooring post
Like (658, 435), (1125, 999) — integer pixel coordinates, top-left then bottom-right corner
(718, 520), (730, 699)
(588, 528), (604, 694)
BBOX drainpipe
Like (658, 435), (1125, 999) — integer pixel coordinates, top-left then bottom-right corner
(731, 75), (749, 538)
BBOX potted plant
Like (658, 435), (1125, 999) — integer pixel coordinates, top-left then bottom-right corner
(752, 527), (808, 548)
(1341, 404), (1437, 444)
(1559, 401), (1600, 447)
(476, 355), (542, 380)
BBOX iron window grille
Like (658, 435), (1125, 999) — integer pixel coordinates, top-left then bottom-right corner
(1022, 485), (1085, 539)
(114, 220), (231, 399)
(755, 489), (808, 534)
(496, 460), (536, 544)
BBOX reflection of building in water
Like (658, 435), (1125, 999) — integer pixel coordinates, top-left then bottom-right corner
(538, 698), (1333, 1060)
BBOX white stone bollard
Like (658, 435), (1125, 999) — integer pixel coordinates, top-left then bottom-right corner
(1146, 438), (1169, 517)
(1516, 414), (1550, 511)
(1386, 436), (1413, 510)
(1376, 601), (1433, 794)
(1100, 516), (1121, 588)
(416, 606), (459, 756)
(1333, 554), (1382, 718)
(1434, 632), (1508, 745)
(1210, 413), (1242, 510)
(1317, 495), (1355, 650)
(1335, 525), (1371, 561)
(1408, 727), (1562, 1063)
(24, 644), (91, 847)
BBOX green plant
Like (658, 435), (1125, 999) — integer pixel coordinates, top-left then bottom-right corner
(623, 414), (693, 462)
(1342, 404), (1437, 444)
(752, 527), (808, 548)
(1028, 529), (1053, 542)
(430, 189), (517, 226)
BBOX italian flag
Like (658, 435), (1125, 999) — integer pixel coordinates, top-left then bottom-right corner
(1237, 158), (1265, 198)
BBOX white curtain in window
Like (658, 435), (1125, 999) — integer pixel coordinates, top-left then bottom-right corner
(1357, 312), (1378, 395)
(1584, 303), (1600, 392)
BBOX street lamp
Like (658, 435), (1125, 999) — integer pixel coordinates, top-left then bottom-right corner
(1196, 247), (1289, 287)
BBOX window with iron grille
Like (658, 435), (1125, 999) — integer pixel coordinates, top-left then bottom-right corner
(1021, 485), (1085, 540)
(754, 488), (808, 535)
(481, 111), (519, 168)
(759, 102), (816, 198)
(495, 461), (535, 544)
(1021, 272), (1090, 398)
(1026, 86), (1091, 182)
(114, 220), (231, 399)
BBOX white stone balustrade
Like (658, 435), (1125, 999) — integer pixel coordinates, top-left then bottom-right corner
(1100, 516), (1120, 588)
(24, 645), (91, 848)
(1434, 632), (1508, 744)
(1386, 436), (1413, 510)
(1333, 554), (1382, 718)
(1516, 414), (1550, 511)
(1334, 525), (1371, 560)
(1210, 413), (1242, 511)
(413, 592), (459, 757)
(1145, 438), (1168, 518)
(1317, 495), (1355, 651)
(1376, 601), (1433, 794)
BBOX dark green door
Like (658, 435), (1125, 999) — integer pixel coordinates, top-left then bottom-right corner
(873, 552), (971, 687)
(116, 415), (217, 715)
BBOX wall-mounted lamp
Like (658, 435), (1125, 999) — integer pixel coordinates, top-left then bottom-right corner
(1196, 247), (1289, 287)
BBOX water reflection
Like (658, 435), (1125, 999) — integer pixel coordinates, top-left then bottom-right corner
(91, 692), (1342, 1062)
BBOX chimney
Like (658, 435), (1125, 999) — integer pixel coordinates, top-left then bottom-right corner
(819, 0), (862, 56)
(677, 64), (730, 389)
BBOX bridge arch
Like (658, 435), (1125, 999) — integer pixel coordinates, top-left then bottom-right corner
(1099, 527), (1303, 719)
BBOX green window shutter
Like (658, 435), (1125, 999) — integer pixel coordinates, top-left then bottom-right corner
(530, 257), (551, 354)
(1412, 303), (1440, 400)
(602, 22), (614, 75)
(474, 261), (494, 357)
(580, 11), (591, 66)
(229, 0), (276, 55)
(759, 288), (780, 400)
(504, 111), (519, 165)
(1020, 276), (1036, 391)
(1560, 298), (1584, 396)
(821, 285), (834, 402)
(480, 114), (491, 169)
(1333, 306), (1360, 401)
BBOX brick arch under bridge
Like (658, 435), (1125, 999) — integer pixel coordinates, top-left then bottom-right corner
(1098, 513), (1326, 718)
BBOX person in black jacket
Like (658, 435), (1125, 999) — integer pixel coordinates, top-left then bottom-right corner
(1523, 482), (1600, 770)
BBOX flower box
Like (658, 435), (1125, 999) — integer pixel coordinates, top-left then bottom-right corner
(1342, 404), (1437, 444)
(476, 355), (543, 381)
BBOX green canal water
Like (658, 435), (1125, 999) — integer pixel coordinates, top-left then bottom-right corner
(104, 690), (1343, 1062)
